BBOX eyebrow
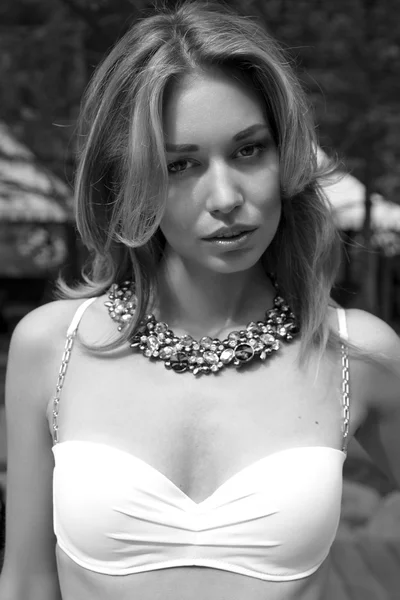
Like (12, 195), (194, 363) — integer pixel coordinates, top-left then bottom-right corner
(165, 123), (269, 153)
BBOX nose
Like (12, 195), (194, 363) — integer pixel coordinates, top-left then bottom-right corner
(205, 161), (244, 215)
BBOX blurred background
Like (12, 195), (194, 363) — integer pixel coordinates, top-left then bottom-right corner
(0, 0), (400, 596)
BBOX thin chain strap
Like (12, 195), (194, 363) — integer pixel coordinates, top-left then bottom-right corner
(340, 342), (350, 453)
(51, 331), (77, 444)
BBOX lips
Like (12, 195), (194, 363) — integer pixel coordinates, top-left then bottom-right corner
(214, 230), (251, 239)
(203, 226), (257, 240)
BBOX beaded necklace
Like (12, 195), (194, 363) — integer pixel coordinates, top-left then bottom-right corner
(105, 278), (299, 376)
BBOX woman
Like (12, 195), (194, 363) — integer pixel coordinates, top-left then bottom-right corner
(1, 2), (399, 599)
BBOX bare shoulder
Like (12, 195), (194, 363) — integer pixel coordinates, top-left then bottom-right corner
(341, 308), (400, 413)
(12, 296), (90, 341)
(11, 297), (89, 358)
(326, 304), (399, 354)
(9, 298), (94, 410)
(344, 308), (400, 360)
(325, 304), (400, 411)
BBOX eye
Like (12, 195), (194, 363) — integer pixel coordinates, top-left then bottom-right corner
(167, 159), (197, 175)
(236, 142), (267, 159)
(167, 141), (268, 175)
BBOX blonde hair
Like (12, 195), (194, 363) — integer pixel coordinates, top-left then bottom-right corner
(53, 0), (349, 366)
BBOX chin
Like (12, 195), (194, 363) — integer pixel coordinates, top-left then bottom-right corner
(203, 251), (264, 274)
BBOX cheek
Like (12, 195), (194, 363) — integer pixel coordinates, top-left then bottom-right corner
(271, 201), (282, 237)
(271, 196), (282, 232)
(269, 190), (282, 217)
(159, 200), (196, 243)
(266, 163), (280, 197)
(257, 179), (281, 239)
(257, 173), (281, 216)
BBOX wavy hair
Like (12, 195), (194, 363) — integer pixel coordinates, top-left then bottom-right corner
(53, 0), (350, 367)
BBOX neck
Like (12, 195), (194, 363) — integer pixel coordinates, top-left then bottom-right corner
(153, 252), (276, 340)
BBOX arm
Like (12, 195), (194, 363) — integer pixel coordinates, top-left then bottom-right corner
(0, 304), (63, 600)
(346, 309), (400, 490)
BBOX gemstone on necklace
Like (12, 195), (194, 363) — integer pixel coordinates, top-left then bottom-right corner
(203, 351), (219, 365)
(228, 331), (241, 342)
(260, 333), (275, 345)
(234, 343), (254, 363)
(146, 336), (159, 351)
(181, 334), (194, 347)
(169, 352), (189, 372)
(250, 338), (264, 352)
(154, 322), (169, 334)
(200, 336), (213, 349)
(220, 348), (235, 364)
(159, 346), (173, 360)
(247, 321), (259, 333)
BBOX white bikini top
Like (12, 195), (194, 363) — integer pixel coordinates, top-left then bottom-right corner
(50, 298), (350, 582)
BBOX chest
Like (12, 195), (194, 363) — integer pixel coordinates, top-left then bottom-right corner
(47, 312), (362, 503)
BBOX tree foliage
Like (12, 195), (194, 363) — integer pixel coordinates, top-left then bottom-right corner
(1, 0), (399, 201)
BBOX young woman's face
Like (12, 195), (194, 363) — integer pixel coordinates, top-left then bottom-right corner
(160, 68), (281, 274)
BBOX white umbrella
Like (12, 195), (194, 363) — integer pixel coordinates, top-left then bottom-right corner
(318, 147), (400, 233)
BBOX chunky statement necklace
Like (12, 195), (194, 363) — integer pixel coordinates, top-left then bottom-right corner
(105, 278), (299, 376)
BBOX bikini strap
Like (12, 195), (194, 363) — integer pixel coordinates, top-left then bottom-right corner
(336, 307), (350, 454)
(49, 297), (98, 445)
(66, 297), (98, 336)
